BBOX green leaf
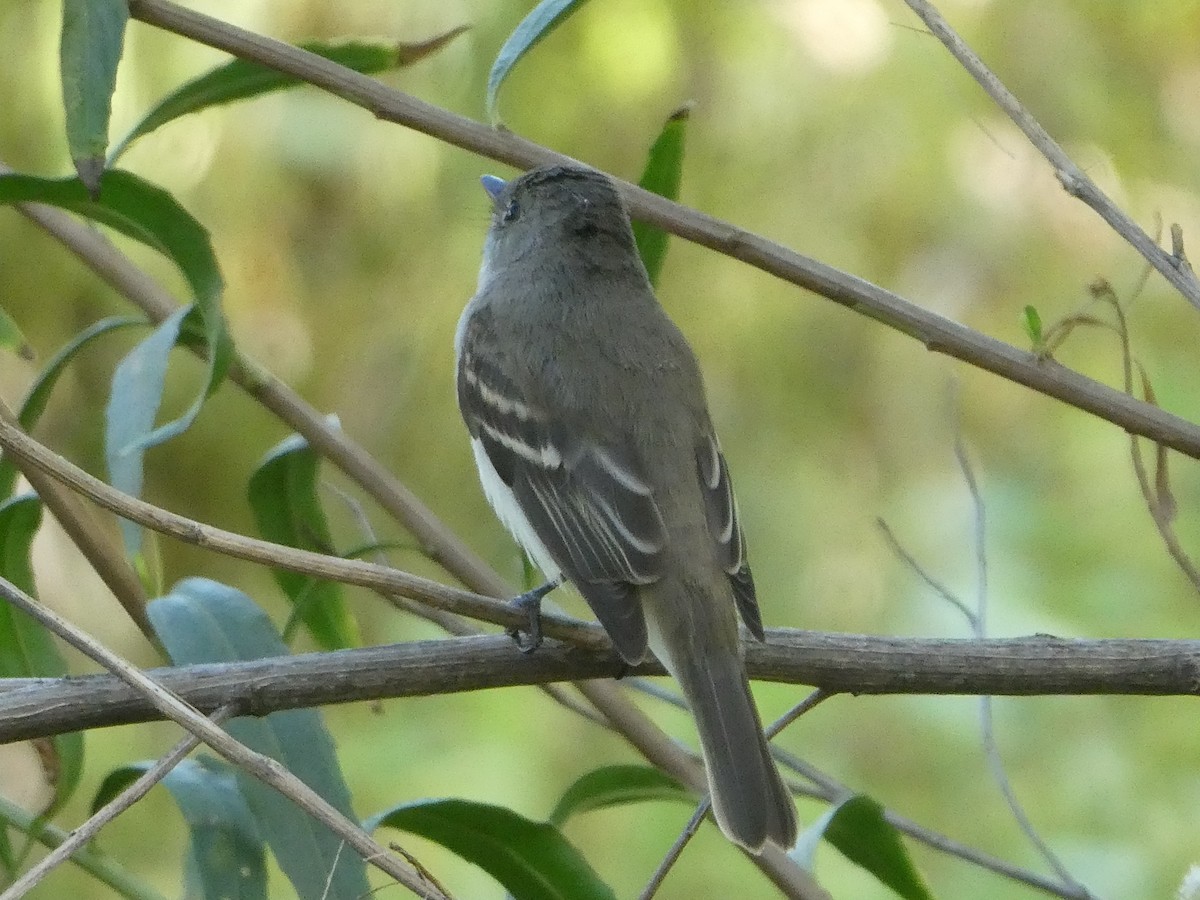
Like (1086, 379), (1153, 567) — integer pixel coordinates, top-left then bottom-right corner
(0, 495), (84, 816)
(247, 430), (359, 651)
(0, 168), (235, 556)
(548, 765), (689, 826)
(1022, 304), (1043, 348)
(0, 305), (33, 362)
(486, 0), (591, 124)
(93, 758), (266, 900)
(367, 799), (615, 900)
(0, 316), (144, 499)
(632, 104), (690, 287)
(105, 305), (190, 556)
(148, 579), (368, 900)
(110, 31), (470, 162)
(794, 795), (932, 900)
(60, 0), (128, 191)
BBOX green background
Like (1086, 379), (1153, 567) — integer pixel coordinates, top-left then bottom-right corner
(2, 0), (1200, 897)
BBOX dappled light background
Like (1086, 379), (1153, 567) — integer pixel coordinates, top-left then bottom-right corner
(3, 0), (1200, 897)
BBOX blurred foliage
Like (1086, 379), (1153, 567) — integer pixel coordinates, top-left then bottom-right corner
(2, 0), (1200, 897)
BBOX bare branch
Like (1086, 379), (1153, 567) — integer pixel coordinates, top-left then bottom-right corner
(2, 632), (1199, 745)
(900, 0), (1200, 311)
(0, 705), (237, 900)
(0, 577), (448, 899)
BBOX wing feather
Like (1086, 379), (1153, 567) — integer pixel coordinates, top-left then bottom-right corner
(696, 435), (764, 640)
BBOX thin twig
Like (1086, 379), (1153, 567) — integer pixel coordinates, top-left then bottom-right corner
(1098, 281), (1200, 595)
(901, 0), (1200, 311)
(0, 412), (602, 647)
(0, 397), (153, 640)
(0, 796), (167, 900)
(953, 429), (1091, 897)
(638, 800), (710, 900)
(876, 518), (977, 627)
(0, 577), (448, 900)
(576, 679), (830, 899)
(766, 688), (830, 739)
(0, 705), (238, 900)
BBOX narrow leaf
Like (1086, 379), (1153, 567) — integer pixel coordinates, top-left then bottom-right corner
(0, 317), (144, 499)
(632, 104), (690, 286)
(486, 0), (590, 124)
(105, 305), (189, 555)
(111, 31), (470, 162)
(1021, 305), (1043, 348)
(60, 0), (128, 191)
(795, 795), (932, 900)
(247, 430), (359, 650)
(148, 579), (368, 900)
(93, 758), (266, 900)
(368, 799), (615, 900)
(0, 496), (84, 816)
(548, 765), (689, 826)
(0, 305), (33, 361)
(0, 169), (233, 556)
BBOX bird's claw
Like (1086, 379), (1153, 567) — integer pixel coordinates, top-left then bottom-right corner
(505, 577), (562, 653)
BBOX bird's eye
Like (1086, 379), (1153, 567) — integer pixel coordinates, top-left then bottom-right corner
(500, 199), (520, 224)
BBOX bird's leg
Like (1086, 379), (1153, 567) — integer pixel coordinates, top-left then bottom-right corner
(506, 576), (563, 653)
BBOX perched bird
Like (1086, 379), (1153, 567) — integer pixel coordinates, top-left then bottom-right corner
(455, 164), (797, 852)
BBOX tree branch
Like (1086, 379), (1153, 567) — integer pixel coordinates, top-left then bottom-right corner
(119, 0), (1200, 461)
(0, 577), (446, 900)
(2, 632), (1197, 745)
(901, 0), (1200, 311)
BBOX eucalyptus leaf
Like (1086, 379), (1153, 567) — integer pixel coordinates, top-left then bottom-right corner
(93, 758), (267, 900)
(148, 579), (368, 900)
(548, 765), (689, 826)
(486, 0), (590, 124)
(111, 31), (470, 161)
(632, 104), (690, 287)
(0, 317), (144, 499)
(0, 495), (84, 816)
(60, 0), (127, 191)
(367, 798), (615, 900)
(247, 430), (358, 651)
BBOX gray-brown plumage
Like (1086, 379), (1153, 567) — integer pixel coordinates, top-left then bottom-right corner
(455, 165), (797, 852)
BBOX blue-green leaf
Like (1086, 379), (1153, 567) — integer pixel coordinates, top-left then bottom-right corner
(111, 31), (469, 162)
(367, 799), (615, 900)
(147, 579), (368, 900)
(486, 0), (591, 124)
(247, 430), (359, 651)
(0, 495), (84, 816)
(93, 757), (266, 900)
(793, 795), (932, 900)
(60, 0), (128, 191)
(0, 168), (234, 556)
(0, 317), (144, 500)
(632, 104), (690, 287)
(548, 765), (689, 826)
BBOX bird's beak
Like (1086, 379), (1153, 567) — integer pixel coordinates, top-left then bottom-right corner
(480, 175), (507, 202)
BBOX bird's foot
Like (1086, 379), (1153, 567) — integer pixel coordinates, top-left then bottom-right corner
(506, 577), (563, 653)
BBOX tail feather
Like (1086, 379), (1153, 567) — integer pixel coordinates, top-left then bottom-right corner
(670, 645), (798, 852)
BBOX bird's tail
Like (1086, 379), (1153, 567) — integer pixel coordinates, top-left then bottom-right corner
(659, 628), (798, 852)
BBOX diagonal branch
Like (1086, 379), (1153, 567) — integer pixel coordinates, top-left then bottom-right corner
(901, 0), (1200, 311)
(0, 577), (447, 900)
(0, 705), (237, 900)
(119, 0), (1200, 461)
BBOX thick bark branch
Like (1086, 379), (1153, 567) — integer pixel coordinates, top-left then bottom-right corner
(2, 632), (1197, 744)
